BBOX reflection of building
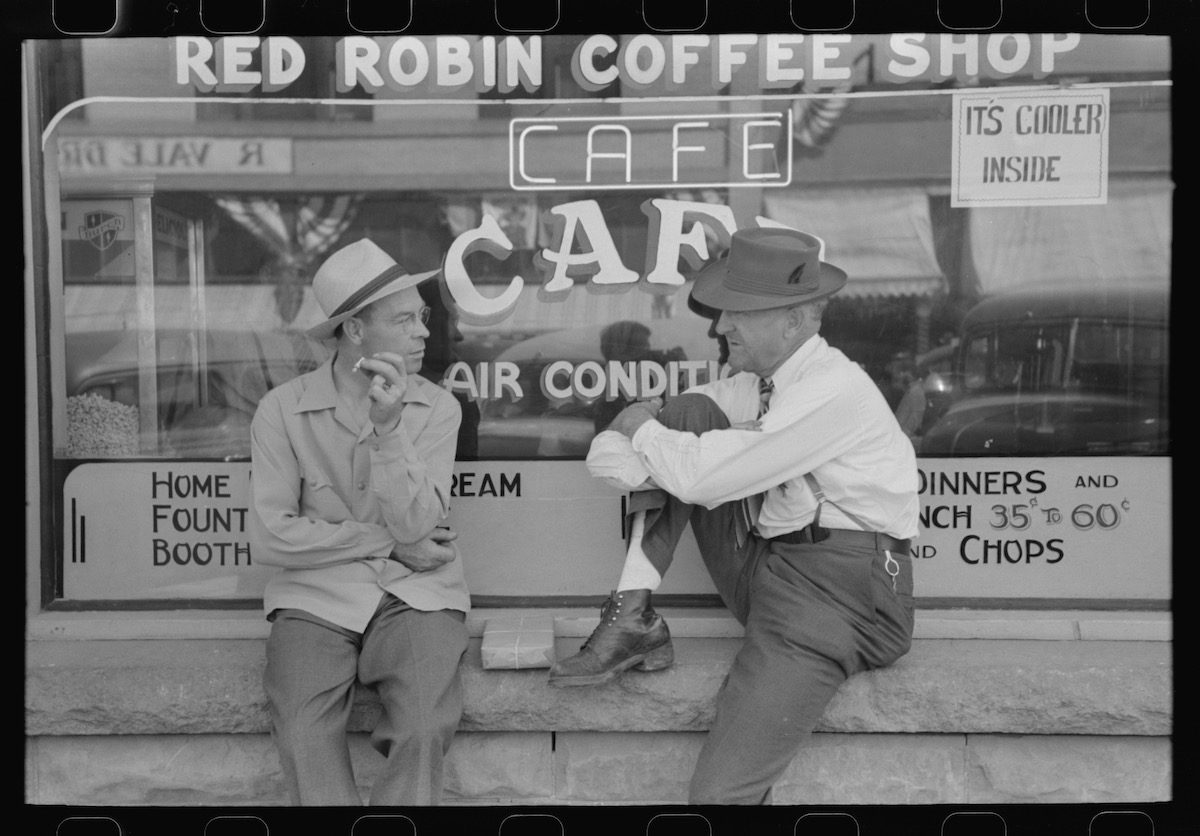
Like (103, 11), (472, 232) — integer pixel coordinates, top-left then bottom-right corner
(43, 37), (1171, 382)
(26, 36), (1173, 809)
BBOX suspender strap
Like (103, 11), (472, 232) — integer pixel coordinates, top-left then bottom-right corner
(801, 472), (881, 540)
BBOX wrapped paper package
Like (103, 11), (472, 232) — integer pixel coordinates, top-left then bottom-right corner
(480, 615), (557, 670)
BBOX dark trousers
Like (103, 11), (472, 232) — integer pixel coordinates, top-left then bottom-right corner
(628, 393), (916, 804)
(263, 593), (469, 806)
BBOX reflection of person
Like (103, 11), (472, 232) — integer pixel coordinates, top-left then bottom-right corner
(992, 354), (1024, 389)
(887, 351), (926, 442)
(551, 228), (919, 804)
(248, 238), (469, 806)
(592, 321), (686, 433)
(687, 286), (731, 369)
(601, 320), (653, 363)
(418, 277), (480, 460)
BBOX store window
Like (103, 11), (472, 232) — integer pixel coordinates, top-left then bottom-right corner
(32, 34), (1172, 611)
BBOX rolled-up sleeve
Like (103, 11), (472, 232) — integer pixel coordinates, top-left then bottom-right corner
(248, 396), (394, 569)
(585, 430), (656, 491)
(369, 392), (461, 544)
(629, 379), (864, 507)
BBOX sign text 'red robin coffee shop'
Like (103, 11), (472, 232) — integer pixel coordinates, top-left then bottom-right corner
(39, 34), (1170, 609)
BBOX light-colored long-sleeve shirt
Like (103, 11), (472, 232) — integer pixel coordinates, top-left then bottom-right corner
(587, 335), (920, 541)
(249, 356), (469, 632)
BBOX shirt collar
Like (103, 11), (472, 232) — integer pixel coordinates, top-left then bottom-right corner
(294, 358), (339, 414)
(767, 334), (826, 394)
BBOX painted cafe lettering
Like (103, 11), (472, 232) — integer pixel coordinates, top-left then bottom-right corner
(443, 196), (765, 326)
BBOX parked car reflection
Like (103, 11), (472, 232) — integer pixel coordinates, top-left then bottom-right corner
(919, 284), (1168, 456)
(65, 328), (328, 459)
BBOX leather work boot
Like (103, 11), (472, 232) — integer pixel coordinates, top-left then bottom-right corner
(548, 589), (674, 687)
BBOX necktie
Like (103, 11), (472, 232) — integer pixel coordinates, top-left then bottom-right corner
(757, 377), (774, 418)
(738, 377), (774, 546)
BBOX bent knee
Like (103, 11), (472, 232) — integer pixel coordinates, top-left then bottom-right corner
(658, 393), (730, 434)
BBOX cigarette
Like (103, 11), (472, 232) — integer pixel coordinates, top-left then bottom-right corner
(353, 356), (367, 374)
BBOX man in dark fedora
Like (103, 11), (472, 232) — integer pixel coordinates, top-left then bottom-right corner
(248, 238), (469, 805)
(550, 227), (919, 804)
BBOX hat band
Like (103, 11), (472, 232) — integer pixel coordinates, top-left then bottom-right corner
(725, 269), (821, 298)
(330, 263), (410, 318)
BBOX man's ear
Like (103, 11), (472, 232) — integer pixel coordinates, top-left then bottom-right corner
(786, 305), (807, 336)
(343, 315), (365, 344)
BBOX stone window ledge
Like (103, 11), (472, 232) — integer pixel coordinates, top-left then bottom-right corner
(26, 606), (1172, 642)
(26, 634), (1171, 738)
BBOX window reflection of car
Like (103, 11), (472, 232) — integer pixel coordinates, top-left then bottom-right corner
(66, 328), (328, 459)
(901, 342), (959, 439)
(475, 318), (720, 459)
(919, 284), (1169, 456)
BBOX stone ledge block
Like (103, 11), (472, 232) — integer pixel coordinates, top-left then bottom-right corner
(816, 639), (1171, 736)
(26, 732), (555, 806)
(555, 732), (699, 803)
(913, 618), (1077, 640)
(26, 732), (1172, 805)
(551, 733), (1169, 805)
(1078, 619), (1172, 642)
(772, 734), (968, 805)
(28, 734), (287, 806)
(26, 637), (1171, 737)
(554, 732), (969, 805)
(441, 732), (556, 802)
(965, 735), (1171, 803)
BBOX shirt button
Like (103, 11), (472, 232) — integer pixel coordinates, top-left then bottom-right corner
(357, 482), (367, 491)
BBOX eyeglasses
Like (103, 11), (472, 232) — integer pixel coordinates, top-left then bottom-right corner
(398, 306), (432, 328)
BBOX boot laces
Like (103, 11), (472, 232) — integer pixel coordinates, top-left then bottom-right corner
(581, 593), (619, 651)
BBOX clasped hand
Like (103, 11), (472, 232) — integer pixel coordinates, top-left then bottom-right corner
(388, 527), (457, 572)
(607, 396), (664, 439)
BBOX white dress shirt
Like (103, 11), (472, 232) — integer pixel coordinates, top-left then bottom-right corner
(587, 335), (920, 540)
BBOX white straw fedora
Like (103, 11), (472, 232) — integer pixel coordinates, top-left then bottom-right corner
(305, 238), (439, 340)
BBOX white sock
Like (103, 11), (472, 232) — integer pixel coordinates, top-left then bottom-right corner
(616, 511), (662, 592)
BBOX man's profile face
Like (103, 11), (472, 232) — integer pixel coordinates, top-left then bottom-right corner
(356, 286), (430, 374)
(715, 306), (793, 376)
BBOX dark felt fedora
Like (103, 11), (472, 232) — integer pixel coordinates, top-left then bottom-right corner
(689, 227), (847, 312)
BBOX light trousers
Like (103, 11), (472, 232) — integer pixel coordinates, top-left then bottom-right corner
(263, 593), (469, 806)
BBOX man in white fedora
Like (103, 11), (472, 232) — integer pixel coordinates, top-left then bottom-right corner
(551, 227), (920, 804)
(248, 238), (469, 805)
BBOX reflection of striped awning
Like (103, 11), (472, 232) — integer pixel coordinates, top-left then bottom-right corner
(966, 178), (1171, 296)
(763, 187), (947, 299)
